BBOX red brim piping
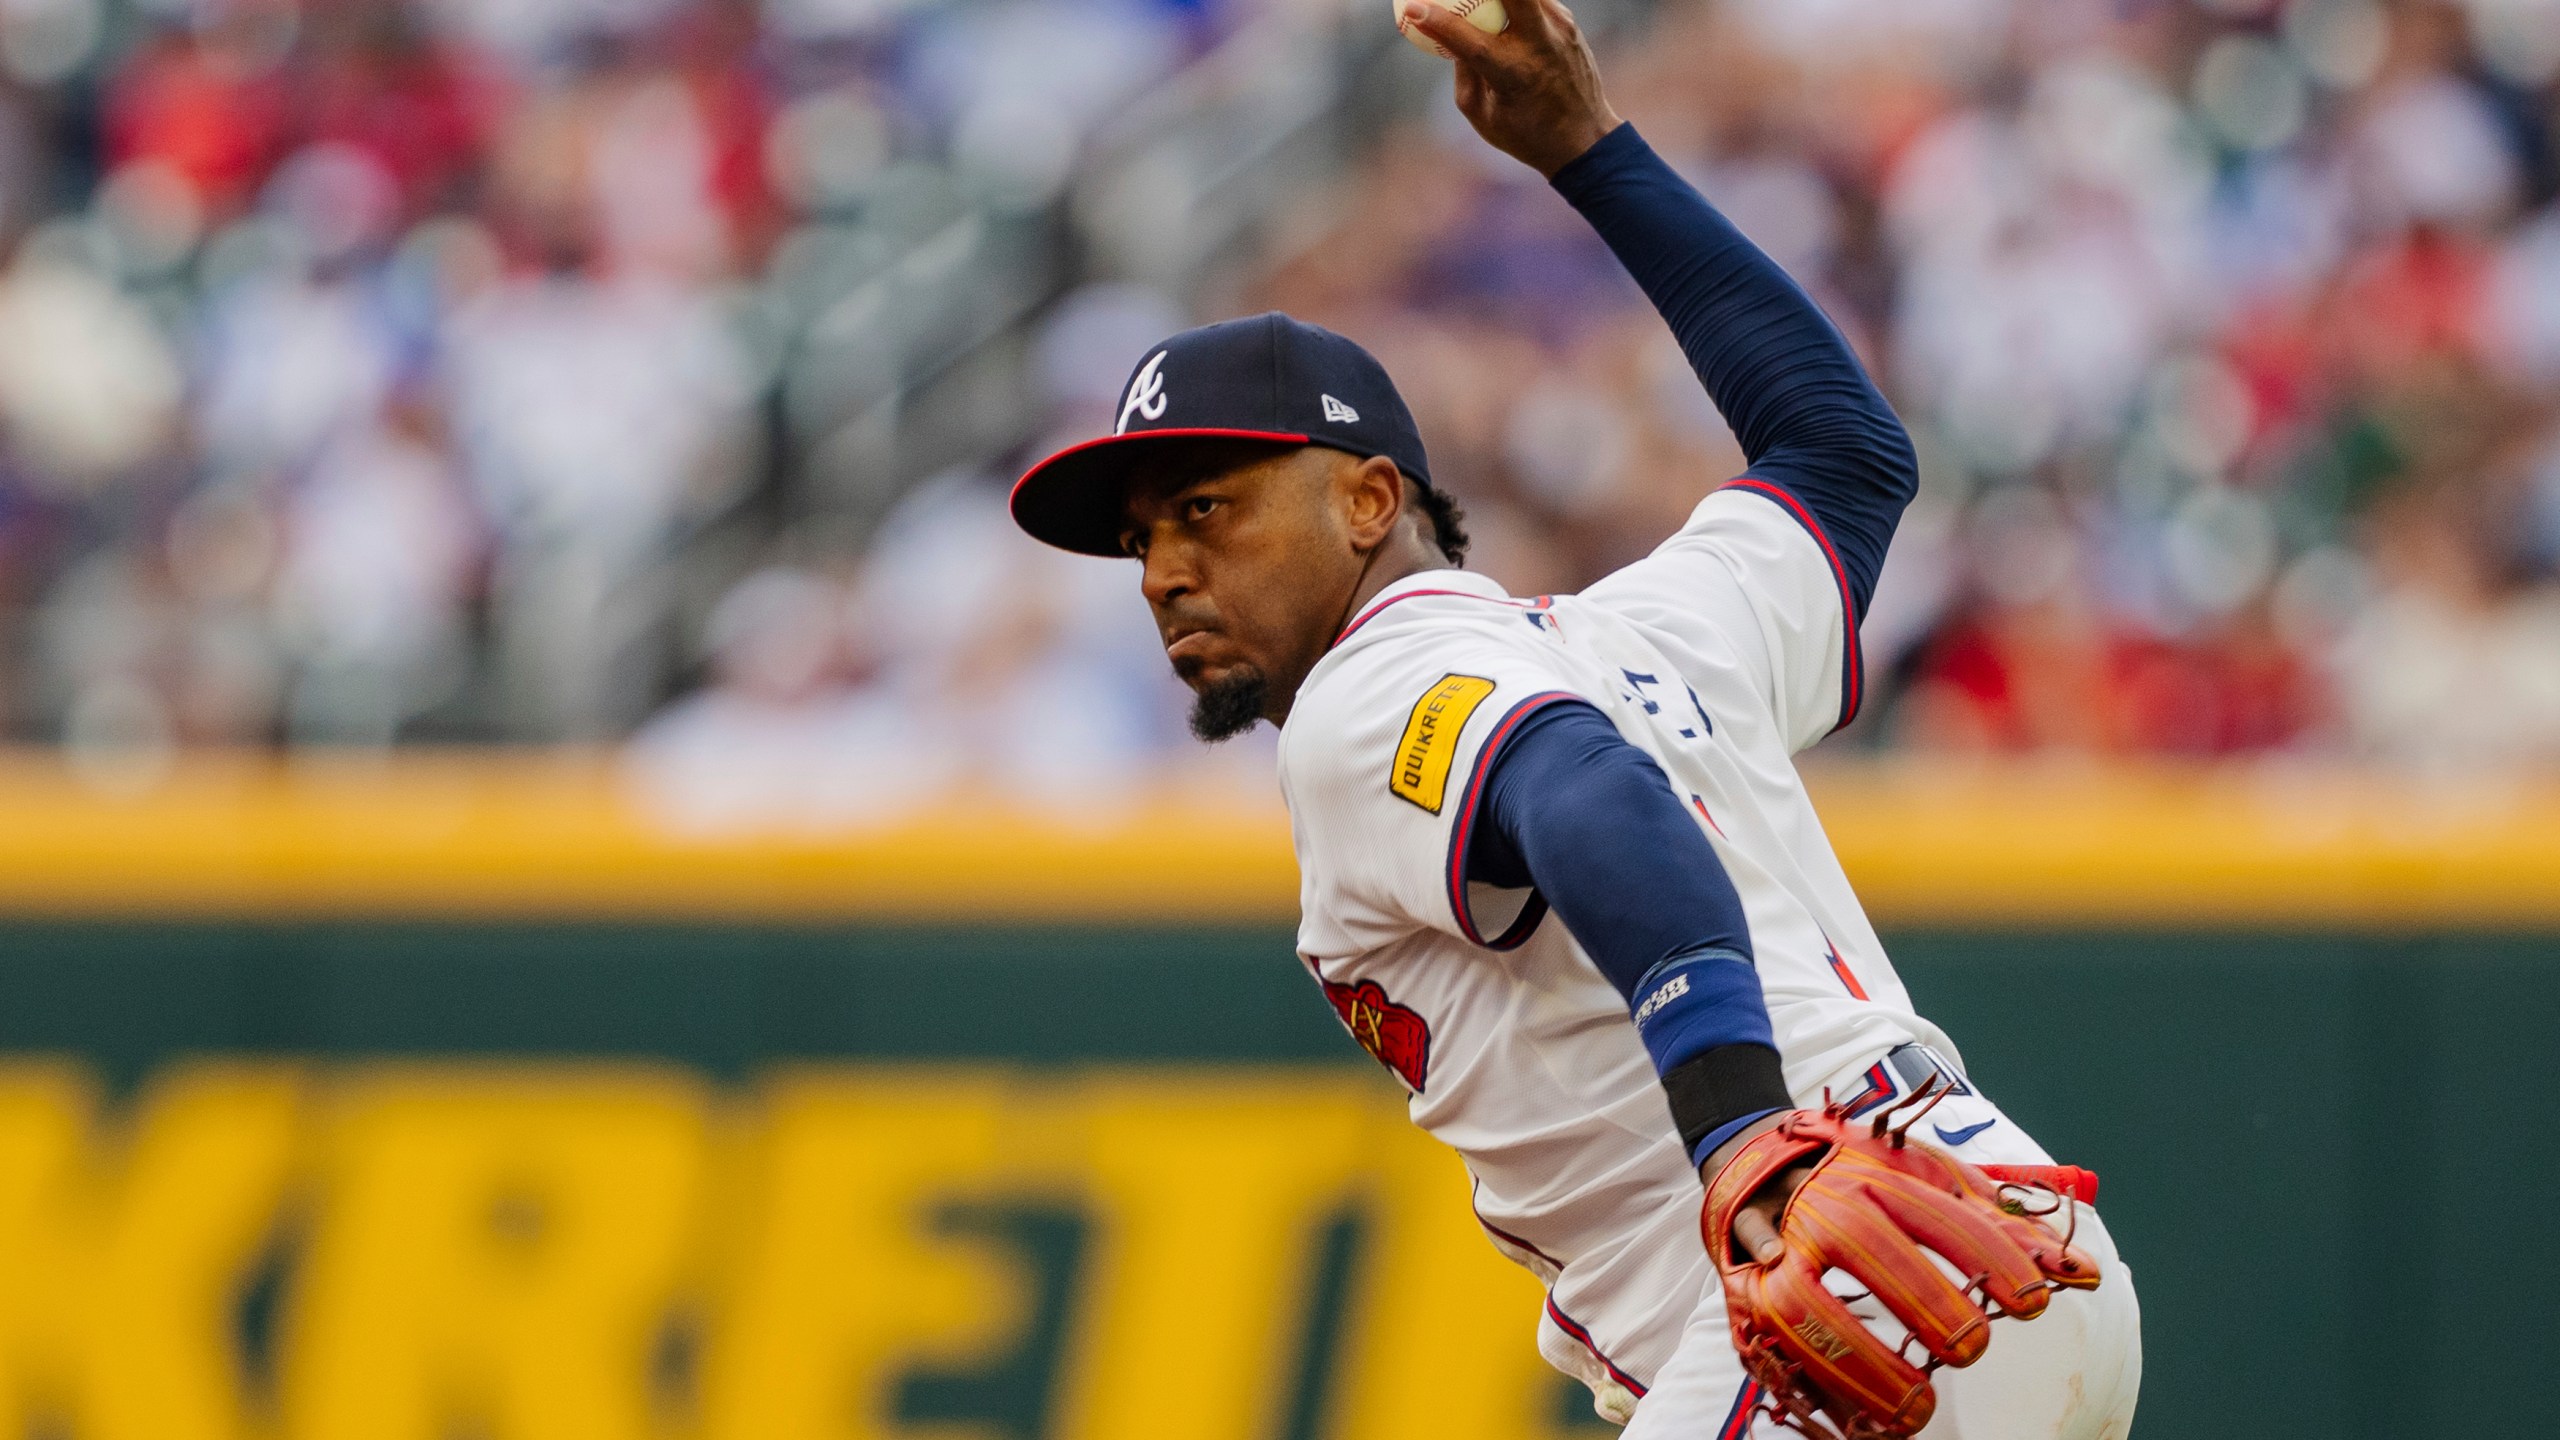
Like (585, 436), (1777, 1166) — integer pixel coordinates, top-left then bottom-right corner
(1009, 427), (1311, 556)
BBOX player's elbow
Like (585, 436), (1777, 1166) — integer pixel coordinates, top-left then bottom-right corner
(1830, 377), (1919, 505)
(1869, 406), (1919, 506)
(1790, 405), (1917, 508)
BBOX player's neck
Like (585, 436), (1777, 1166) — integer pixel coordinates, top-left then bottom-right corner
(1265, 541), (1447, 729)
(1340, 539), (1448, 629)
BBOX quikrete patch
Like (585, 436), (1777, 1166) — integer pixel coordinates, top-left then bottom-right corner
(1389, 674), (1496, 813)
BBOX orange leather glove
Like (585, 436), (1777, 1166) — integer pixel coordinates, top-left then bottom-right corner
(1701, 1094), (2102, 1439)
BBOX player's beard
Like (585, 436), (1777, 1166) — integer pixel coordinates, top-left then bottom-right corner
(1188, 668), (1268, 742)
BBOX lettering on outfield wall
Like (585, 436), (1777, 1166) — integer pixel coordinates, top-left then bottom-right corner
(0, 1063), (1593, 1440)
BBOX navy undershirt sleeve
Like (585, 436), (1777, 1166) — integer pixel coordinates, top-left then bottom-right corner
(1548, 124), (1918, 617)
(1467, 702), (1773, 1074)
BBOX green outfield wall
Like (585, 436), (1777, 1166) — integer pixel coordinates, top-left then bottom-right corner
(1, 920), (2549, 1440)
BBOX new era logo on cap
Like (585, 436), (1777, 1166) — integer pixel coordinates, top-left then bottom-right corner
(1012, 311), (1433, 556)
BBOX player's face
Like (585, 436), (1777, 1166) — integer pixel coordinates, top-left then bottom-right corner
(1119, 444), (1374, 736)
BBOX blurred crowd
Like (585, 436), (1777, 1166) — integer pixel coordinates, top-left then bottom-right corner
(1248, 0), (2560, 776)
(0, 0), (1220, 799)
(0, 0), (2553, 818)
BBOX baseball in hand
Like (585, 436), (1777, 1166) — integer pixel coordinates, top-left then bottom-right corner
(1397, 0), (1507, 56)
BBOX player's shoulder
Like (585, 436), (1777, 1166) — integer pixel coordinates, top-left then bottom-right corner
(1581, 479), (1857, 733)
(1579, 482), (1837, 643)
(1281, 573), (1590, 808)
(1643, 481), (1834, 579)
(1291, 573), (1581, 734)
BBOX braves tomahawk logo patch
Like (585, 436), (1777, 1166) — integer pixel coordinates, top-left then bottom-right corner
(1322, 978), (1431, 1091)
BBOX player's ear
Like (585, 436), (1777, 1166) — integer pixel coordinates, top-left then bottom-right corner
(1337, 452), (1408, 553)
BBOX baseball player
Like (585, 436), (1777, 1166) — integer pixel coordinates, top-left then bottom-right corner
(1008, 3), (2142, 1435)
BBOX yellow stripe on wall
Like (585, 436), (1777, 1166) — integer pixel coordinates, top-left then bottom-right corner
(1812, 761), (2560, 929)
(0, 752), (1300, 921)
(0, 752), (2551, 926)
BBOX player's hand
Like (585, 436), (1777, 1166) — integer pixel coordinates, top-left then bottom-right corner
(1703, 1098), (2101, 1436)
(1702, 1112), (1813, 1262)
(1406, 0), (1623, 178)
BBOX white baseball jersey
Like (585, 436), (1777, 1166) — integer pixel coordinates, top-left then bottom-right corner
(1279, 483), (1980, 1407)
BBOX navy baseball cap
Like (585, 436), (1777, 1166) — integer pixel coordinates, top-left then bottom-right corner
(1011, 312), (1433, 556)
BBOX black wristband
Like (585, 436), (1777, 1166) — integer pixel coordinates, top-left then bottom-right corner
(1661, 1042), (1793, 1156)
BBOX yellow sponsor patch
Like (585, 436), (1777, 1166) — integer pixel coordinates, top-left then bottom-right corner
(1389, 674), (1496, 814)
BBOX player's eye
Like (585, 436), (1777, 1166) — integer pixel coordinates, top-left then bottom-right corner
(1119, 531), (1147, 559)
(1184, 495), (1221, 522)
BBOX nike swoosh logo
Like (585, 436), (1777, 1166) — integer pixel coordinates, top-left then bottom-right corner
(1934, 1120), (1997, 1146)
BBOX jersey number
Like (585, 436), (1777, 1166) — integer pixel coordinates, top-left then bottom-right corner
(1620, 669), (1714, 739)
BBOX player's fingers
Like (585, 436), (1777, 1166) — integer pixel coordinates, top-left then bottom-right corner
(1451, 60), (1490, 117)
(1793, 1194), (1988, 1368)
(1758, 1257), (1937, 1433)
(1510, 0), (1567, 43)
(1867, 1173), (2079, 1321)
(1733, 1198), (1786, 1264)
(1403, 2), (1505, 66)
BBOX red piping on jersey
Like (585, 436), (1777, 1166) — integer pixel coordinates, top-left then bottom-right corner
(1475, 1211), (1567, 1271)
(1719, 1379), (1764, 1439)
(1690, 795), (1727, 838)
(1720, 478), (1864, 732)
(1823, 939), (1870, 1001)
(1481, 895), (1548, 949)
(1334, 587), (1528, 647)
(1835, 1061), (1895, 1117)
(1545, 1297), (1650, 1398)
(1444, 691), (1579, 947)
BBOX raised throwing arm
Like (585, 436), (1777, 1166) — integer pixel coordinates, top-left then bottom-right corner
(1411, 0), (1919, 617)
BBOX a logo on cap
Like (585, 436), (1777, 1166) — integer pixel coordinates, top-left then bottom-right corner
(1322, 394), (1360, 424)
(1117, 351), (1171, 434)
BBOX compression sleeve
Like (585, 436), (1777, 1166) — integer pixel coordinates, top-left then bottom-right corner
(1549, 124), (1918, 617)
(1468, 701), (1791, 1160)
